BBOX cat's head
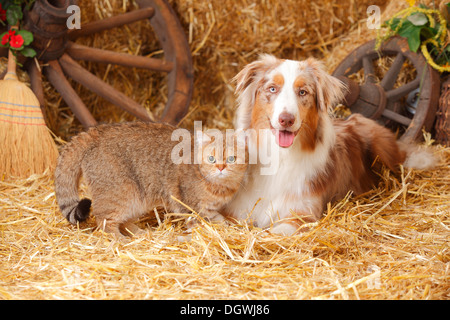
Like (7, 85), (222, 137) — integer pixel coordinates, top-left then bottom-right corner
(195, 130), (248, 184)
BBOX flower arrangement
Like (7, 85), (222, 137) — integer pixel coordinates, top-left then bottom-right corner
(376, 1), (450, 73)
(0, 0), (36, 60)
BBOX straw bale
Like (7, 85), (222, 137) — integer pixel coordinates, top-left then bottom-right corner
(34, 0), (390, 139)
(1, 0), (449, 300)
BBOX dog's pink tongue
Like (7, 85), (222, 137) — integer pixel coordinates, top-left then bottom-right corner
(275, 130), (295, 148)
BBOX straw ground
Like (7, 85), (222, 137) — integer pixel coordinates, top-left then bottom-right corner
(0, 145), (448, 299)
(0, 0), (449, 299)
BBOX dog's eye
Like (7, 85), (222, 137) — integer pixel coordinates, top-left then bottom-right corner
(207, 155), (216, 164)
(269, 86), (277, 93)
(299, 89), (307, 96)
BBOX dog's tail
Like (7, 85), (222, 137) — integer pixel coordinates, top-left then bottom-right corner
(350, 114), (438, 171)
(54, 131), (94, 225)
(368, 124), (406, 172)
(397, 140), (439, 170)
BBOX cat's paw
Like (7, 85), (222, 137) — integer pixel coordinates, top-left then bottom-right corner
(271, 223), (298, 236)
(208, 212), (227, 224)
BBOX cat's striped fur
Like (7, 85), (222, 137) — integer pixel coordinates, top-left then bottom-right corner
(54, 122), (248, 237)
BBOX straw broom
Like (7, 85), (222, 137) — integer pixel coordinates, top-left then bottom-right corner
(0, 47), (58, 179)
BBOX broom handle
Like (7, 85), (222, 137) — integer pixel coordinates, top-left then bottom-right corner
(6, 24), (19, 75)
(7, 49), (17, 75)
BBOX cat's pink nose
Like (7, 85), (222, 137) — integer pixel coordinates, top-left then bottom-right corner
(217, 164), (225, 172)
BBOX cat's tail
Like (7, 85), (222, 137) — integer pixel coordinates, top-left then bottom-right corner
(54, 131), (93, 225)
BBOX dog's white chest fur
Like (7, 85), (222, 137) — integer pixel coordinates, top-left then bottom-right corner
(226, 118), (334, 228)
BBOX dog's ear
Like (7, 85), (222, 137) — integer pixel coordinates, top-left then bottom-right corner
(305, 58), (347, 113)
(233, 54), (279, 129)
(234, 60), (263, 96)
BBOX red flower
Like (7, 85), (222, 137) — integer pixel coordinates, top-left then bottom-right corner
(0, 4), (6, 22)
(1, 33), (9, 46)
(9, 34), (24, 49)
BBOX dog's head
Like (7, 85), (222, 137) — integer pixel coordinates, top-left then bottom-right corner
(233, 55), (346, 149)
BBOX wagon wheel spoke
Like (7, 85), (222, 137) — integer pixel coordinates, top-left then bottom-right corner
(65, 42), (173, 72)
(44, 60), (97, 128)
(58, 53), (152, 122)
(26, 60), (46, 110)
(381, 108), (412, 126)
(67, 7), (155, 40)
(379, 52), (405, 90)
(385, 77), (420, 102)
(363, 56), (376, 83)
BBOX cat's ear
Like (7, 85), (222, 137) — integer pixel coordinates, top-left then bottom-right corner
(194, 130), (211, 147)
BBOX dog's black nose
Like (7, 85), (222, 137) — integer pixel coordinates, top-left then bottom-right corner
(278, 112), (295, 128)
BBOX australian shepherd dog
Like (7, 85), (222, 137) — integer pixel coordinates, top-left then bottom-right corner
(223, 54), (436, 235)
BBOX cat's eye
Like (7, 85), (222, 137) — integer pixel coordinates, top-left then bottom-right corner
(269, 86), (277, 93)
(207, 155), (216, 164)
(226, 156), (236, 163)
(299, 89), (307, 96)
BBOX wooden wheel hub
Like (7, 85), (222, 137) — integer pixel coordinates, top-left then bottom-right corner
(24, 0), (73, 61)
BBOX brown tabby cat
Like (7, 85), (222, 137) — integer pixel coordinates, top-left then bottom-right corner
(54, 122), (248, 237)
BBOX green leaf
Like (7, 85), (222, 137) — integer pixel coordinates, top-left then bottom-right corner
(385, 17), (401, 31)
(407, 12), (428, 26)
(16, 30), (33, 46)
(0, 31), (8, 47)
(20, 47), (36, 58)
(421, 26), (438, 39)
(6, 4), (22, 26)
(396, 20), (423, 52)
(405, 27), (422, 52)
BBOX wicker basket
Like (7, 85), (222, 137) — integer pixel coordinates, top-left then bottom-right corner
(435, 78), (450, 146)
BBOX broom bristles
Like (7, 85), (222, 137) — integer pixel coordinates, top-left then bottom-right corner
(0, 70), (59, 179)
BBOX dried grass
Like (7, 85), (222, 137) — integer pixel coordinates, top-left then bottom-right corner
(0, 145), (448, 300)
(0, 0), (449, 300)
(37, 0), (390, 138)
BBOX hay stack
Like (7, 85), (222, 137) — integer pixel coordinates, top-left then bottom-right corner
(39, 0), (388, 138)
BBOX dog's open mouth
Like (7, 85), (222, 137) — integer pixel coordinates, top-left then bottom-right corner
(271, 128), (298, 148)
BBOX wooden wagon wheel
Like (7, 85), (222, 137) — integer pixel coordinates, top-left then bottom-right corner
(2, 0), (193, 128)
(332, 37), (440, 142)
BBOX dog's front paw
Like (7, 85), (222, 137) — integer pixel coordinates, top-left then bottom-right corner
(271, 223), (298, 236)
